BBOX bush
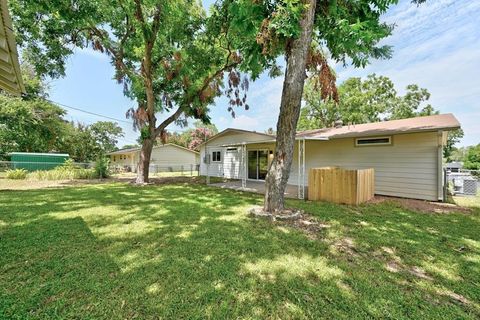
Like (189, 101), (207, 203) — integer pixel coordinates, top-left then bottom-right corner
(27, 167), (97, 180)
(95, 157), (110, 178)
(6, 169), (28, 179)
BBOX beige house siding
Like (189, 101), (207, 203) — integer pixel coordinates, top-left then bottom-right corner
(110, 144), (199, 172)
(292, 132), (440, 201)
(200, 131), (442, 201)
(110, 152), (137, 168)
(151, 144), (199, 168)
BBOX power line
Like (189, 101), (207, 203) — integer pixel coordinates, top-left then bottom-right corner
(46, 98), (134, 125)
(46, 98), (197, 135)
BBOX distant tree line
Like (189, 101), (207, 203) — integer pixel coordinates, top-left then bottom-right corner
(0, 63), (124, 162)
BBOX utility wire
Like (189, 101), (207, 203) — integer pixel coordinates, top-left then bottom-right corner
(46, 98), (192, 134)
(46, 98), (134, 125)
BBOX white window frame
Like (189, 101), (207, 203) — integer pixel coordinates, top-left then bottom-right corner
(212, 150), (222, 162)
(355, 136), (392, 147)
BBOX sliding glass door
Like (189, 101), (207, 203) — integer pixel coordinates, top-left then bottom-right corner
(247, 150), (269, 180)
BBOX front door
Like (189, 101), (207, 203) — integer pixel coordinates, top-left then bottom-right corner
(248, 150), (269, 180)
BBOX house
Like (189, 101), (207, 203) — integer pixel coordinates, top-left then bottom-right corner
(445, 161), (463, 173)
(0, 0), (25, 95)
(199, 114), (461, 201)
(107, 143), (200, 173)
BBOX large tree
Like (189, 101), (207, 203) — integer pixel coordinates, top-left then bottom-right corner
(11, 0), (247, 183)
(216, 0), (411, 213)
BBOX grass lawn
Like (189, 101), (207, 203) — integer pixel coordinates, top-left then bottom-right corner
(1, 182), (479, 319)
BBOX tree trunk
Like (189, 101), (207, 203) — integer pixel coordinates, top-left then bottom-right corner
(135, 136), (154, 184)
(264, 0), (317, 213)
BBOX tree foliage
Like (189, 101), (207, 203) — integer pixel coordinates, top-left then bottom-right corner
(90, 121), (124, 155)
(10, 0), (250, 182)
(164, 121), (218, 151)
(0, 63), (124, 161)
(298, 74), (437, 130)
(443, 128), (464, 161)
(464, 144), (480, 171)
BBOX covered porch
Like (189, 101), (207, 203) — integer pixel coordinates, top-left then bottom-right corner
(209, 180), (300, 198)
(205, 137), (323, 199)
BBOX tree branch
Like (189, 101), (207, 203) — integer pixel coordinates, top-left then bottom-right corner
(154, 106), (184, 136)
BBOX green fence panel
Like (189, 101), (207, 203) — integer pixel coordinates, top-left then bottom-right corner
(10, 153), (69, 171)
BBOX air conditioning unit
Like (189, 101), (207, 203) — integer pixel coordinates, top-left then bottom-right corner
(463, 179), (478, 196)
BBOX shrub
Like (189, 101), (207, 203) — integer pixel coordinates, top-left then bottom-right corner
(6, 169), (28, 179)
(27, 167), (97, 180)
(95, 157), (110, 178)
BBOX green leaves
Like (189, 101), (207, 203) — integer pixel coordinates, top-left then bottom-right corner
(298, 73), (438, 130)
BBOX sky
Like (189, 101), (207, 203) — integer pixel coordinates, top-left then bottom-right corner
(49, 0), (480, 147)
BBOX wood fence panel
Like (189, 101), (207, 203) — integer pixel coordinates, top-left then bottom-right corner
(308, 167), (375, 205)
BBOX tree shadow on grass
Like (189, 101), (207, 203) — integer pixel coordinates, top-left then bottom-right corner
(1, 183), (479, 318)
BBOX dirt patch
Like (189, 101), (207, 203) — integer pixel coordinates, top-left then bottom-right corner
(332, 237), (358, 257)
(368, 195), (471, 214)
(249, 207), (328, 239)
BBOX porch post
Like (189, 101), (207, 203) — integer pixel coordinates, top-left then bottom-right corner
(241, 143), (246, 189)
(298, 138), (305, 199)
(206, 145), (210, 185)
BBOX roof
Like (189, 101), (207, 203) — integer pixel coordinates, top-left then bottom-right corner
(446, 161), (463, 168)
(0, 0), (25, 95)
(297, 114), (460, 140)
(107, 143), (199, 155)
(199, 128), (275, 147)
(9, 152), (69, 157)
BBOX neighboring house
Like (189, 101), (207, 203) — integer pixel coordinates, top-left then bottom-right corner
(445, 161), (463, 173)
(107, 143), (200, 172)
(199, 114), (461, 201)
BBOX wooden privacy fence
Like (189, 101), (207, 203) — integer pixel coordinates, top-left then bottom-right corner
(308, 167), (375, 205)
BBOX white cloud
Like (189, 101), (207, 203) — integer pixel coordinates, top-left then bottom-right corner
(231, 115), (261, 131)
(335, 0), (480, 146)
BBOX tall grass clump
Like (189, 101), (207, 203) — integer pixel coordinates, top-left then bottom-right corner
(27, 160), (97, 180)
(6, 169), (28, 179)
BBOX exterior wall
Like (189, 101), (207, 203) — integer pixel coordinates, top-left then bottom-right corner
(199, 131), (273, 178)
(150, 145), (199, 168)
(202, 131), (441, 201)
(110, 144), (199, 172)
(110, 152), (136, 168)
(292, 132), (441, 201)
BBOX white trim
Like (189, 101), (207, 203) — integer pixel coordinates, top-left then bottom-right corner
(437, 130), (444, 201)
(355, 136), (392, 146)
(211, 150), (222, 162)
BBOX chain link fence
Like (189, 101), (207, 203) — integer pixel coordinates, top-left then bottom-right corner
(1, 161), (200, 179)
(110, 164), (200, 177)
(445, 168), (479, 196)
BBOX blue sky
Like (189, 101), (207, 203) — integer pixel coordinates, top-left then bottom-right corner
(49, 0), (480, 147)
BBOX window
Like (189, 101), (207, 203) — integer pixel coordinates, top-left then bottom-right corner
(212, 151), (221, 162)
(355, 136), (392, 146)
(226, 147), (238, 152)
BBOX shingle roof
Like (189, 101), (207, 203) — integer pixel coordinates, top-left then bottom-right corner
(106, 143), (199, 155)
(296, 114), (460, 139)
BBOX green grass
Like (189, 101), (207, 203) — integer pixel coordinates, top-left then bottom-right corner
(453, 193), (480, 209)
(1, 182), (479, 319)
